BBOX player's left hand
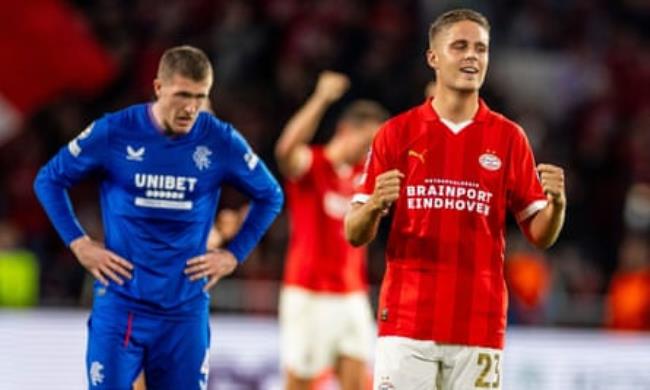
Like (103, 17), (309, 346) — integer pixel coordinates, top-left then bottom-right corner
(537, 163), (566, 207)
(184, 249), (238, 291)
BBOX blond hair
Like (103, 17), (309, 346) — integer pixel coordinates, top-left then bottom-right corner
(157, 45), (212, 81)
(428, 9), (490, 48)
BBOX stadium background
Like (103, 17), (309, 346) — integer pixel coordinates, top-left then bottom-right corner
(0, 0), (648, 389)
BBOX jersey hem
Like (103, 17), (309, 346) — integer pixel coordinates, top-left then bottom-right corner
(377, 330), (504, 350)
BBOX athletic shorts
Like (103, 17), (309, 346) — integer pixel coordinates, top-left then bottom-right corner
(279, 286), (374, 378)
(373, 336), (503, 390)
(86, 289), (210, 390)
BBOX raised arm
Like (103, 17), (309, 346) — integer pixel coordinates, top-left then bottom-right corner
(527, 164), (566, 249)
(274, 71), (349, 179)
(344, 169), (404, 246)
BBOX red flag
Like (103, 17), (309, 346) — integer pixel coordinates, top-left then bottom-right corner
(0, 0), (116, 143)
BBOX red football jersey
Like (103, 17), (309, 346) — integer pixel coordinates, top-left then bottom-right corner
(284, 147), (367, 293)
(354, 98), (547, 349)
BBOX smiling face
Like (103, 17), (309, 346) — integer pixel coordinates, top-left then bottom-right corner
(153, 73), (212, 134)
(427, 20), (489, 94)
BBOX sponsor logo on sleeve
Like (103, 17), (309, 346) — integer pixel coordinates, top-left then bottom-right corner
(244, 150), (259, 171)
(68, 122), (94, 157)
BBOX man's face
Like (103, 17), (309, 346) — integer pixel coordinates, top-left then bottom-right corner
(427, 20), (489, 93)
(153, 73), (212, 134)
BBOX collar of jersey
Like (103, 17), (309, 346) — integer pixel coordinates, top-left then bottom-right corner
(420, 97), (490, 123)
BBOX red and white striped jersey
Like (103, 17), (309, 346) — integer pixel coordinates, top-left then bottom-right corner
(354, 98), (547, 349)
(284, 147), (367, 293)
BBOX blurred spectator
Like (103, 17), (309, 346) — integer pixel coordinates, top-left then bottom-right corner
(505, 247), (551, 325)
(605, 233), (650, 330)
(0, 220), (39, 307)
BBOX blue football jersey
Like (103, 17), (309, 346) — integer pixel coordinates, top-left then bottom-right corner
(34, 103), (283, 310)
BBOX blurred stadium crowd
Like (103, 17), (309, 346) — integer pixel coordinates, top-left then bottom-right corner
(0, 0), (648, 330)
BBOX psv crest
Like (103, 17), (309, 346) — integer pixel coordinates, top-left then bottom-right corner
(479, 152), (501, 171)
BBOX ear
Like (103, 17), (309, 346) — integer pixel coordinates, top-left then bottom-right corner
(426, 48), (438, 71)
(153, 78), (163, 99)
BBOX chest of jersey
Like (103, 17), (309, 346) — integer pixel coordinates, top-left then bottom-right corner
(397, 121), (509, 220)
(103, 133), (222, 220)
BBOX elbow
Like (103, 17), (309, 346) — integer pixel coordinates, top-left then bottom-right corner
(265, 184), (285, 217)
(274, 141), (289, 164)
(347, 236), (366, 247)
(33, 167), (47, 201)
(528, 232), (558, 250)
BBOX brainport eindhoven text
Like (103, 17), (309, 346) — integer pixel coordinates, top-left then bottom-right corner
(405, 178), (493, 216)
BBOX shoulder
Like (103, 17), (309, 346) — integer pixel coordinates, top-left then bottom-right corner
(197, 111), (237, 143)
(94, 103), (148, 136)
(485, 109), (530, 143)
(374, 104), (423, 146)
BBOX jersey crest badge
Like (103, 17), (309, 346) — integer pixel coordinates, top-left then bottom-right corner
(479, 152), (501, 171)
(193, 146), (212, 171)
(89, 361), (105, 386)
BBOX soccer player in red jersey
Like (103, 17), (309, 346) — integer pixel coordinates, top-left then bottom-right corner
(345, 9), (566, 390)
(275, 71), (389, 390)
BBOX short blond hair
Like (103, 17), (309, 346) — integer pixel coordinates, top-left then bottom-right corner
(340, 100), (390, 126)
(158, 45), (212, 81)
(428, 9), (490, 48)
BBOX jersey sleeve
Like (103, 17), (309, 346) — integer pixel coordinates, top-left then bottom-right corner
(33, 119), (109, 245)
(223, 127), (284, 262)
(507, 127), (548, 222)
(352, 123), (393, 204)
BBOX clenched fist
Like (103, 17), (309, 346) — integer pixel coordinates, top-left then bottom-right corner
(370, 169), (405, 212)
(314, 71), (350, 103)
(537, 164), (566, 206)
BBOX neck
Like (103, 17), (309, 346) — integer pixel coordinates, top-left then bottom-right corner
(432, 87), (479, 123)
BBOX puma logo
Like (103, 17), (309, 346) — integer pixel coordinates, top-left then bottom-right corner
(408, 149), (427, 164)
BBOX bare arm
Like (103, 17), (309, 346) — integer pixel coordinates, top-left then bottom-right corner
(527, 164), (566, 249)
(274, 71), (349, 179)
(344, 169), (404, 246)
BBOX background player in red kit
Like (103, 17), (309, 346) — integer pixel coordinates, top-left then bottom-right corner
(345, 9), (566, 390)
(275, 71), (389, 390)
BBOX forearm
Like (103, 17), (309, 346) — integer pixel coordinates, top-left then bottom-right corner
(344, 201), (386, 247)
(227, 187), (284, 262)
(527, 200), (565, 249)
(275, 94), (330, 160)
(33, 166), (86, 246)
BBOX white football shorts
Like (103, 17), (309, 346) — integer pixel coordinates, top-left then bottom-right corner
(279, 286), (375, 378)
(373, 336), (503, 390)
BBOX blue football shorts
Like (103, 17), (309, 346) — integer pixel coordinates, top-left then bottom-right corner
(85, 290), (210, 389)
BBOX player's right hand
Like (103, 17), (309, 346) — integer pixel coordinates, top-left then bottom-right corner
(70, 235), (133, 286)
(314, 71), (350, 103)
(369, 169), (405, 212)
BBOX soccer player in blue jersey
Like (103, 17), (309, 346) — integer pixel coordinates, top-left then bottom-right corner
(34, 45), (284, 390)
